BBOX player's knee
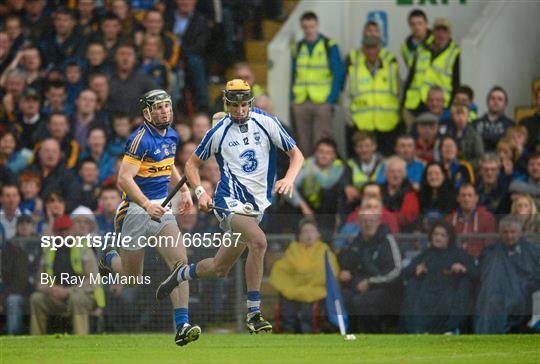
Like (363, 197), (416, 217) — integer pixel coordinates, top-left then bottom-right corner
(249, 236), (267, 255)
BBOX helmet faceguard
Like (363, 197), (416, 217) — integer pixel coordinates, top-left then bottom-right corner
(223, 79), (253, 123)
(139, 89), (173, 130)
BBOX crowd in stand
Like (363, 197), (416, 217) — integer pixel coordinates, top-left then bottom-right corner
(0, 2), (539, 336)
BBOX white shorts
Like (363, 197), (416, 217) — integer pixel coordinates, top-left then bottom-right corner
(212, 196), (264, 233)
(115, 198), (177, 251)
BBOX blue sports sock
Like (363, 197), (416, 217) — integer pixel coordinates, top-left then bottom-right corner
(247, 291), (261, 314)
(105, 250), (119, 270)
(177, 263), (198, 282)
(174, 308), (189, 331)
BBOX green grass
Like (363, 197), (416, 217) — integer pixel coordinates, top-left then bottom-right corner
(1, 334), (539, 364)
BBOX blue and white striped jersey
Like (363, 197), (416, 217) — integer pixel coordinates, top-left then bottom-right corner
(194, 108), (296, 212)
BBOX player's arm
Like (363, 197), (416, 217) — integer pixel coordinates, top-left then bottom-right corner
(117, 159), (166, 219)
(184, 153), (212, 212)
(171, 165), (193, 214)
(275, 145), (304, 198)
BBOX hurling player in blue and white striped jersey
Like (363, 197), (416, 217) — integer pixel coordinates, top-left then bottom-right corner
(156, 79), (304, 333)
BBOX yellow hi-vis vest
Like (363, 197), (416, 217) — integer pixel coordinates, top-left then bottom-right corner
(400, 33), (434, 70)
(45, 246), (106, 308)
(293, 37), (335, 104)
(420, 41), (460, 107)
(348, 50), (400, 132)
(347, 157), (384, 190)
(404, 46), (432, 110)
(379, 47), (396, 64)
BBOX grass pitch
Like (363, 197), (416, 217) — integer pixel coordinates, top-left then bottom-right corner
(1, 334), (538, 364)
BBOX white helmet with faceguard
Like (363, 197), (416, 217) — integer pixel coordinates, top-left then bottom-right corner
(139, 89), (173, 130)
(223, 79), (254, 123)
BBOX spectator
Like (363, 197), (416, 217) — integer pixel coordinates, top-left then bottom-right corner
(418, 161), (457, 224)
(0, 68), (26, 124)
(0, 31), (12, 76)
(166, 0), (211, 112)
(253, 95), (272, 114)
(475, 216), (540, 334)
(380, 155), (420, 231)
(190, 113), (211, 145)
(95, 185), (122, 235)
(496, 137), (526, 181)
(423, 86), (445, 121)
(199, 156), (220, 186)
(401, 9), (432, 72)
(64, 62), (84, 107)
(76, 0), (100, 39)
(288, 138), (351, 241)
(41, 81), (72, 116)
(136, 9), (179, 71)
(111, 0), (141, 39)
(34, 112), (80, 170)
(419, 18), (460, 108)
(345, 131), (385, 202)
(362, 20), (396, 64)
(445, 183), (497, 258)
(334, 182), (400, 251)
(440, 85), (478, 122)
(414, 112), (439, 163)
(84, 42), (112, 78)
(346, 35), (399, 155)
(509, 152), (540, 209)
(0, 183), (27, 240)
(70, 205), (98, 236)
(4, 15), (28, 56)
(400, 220), (477, 334)
(174, 122), (191, 144)
(139, 34), (171, 91)
(378, 135), (425, 189)
(30, 215), (105, 335)
(25, 138), (82, 211)
(87, 72), (111, 118)
(472, 86), (515, 152)
(0, 130), (32, 174)
(108, 43), (157, 121)
(79, 127), (116, 184)
(71, 88), (109, 152)
(176, 140), (196, 173)
(89, 13), (125, 65)
(438, 136), (475, 189)
(442, 103), (484, 168)
(1, 215), (41, 335)
(291, 11), (344, 155)
(23, 0), (52, 44)
(476, 153), (511, 215)
(38, 191), (66, 236)
(338, 197), (402, 333)
(14, 88), (46, 149)
(1, 45), (46, 94)
(234, 62), (266, 97)
(511, 193), (538, 233)
(520, 87), (540, 154)
(108, 112), (132, 157)
(77, 158), (101, 211)
(505, 126), (529, 176)
(269, 218), (338, 333)
(403, 18), (458, 115)
(18, 170), (44, 220)
(38, 7), (84, 69)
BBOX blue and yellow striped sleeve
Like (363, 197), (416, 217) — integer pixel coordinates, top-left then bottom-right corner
(124, 129), (147, 166)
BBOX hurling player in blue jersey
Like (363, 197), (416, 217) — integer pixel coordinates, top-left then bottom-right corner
(99, 90), (201, 346)
(156, 80), (305, 333)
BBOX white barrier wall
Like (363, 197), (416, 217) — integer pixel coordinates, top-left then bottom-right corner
(269, 0), (540, 125)
(461, 2), (540, 117)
